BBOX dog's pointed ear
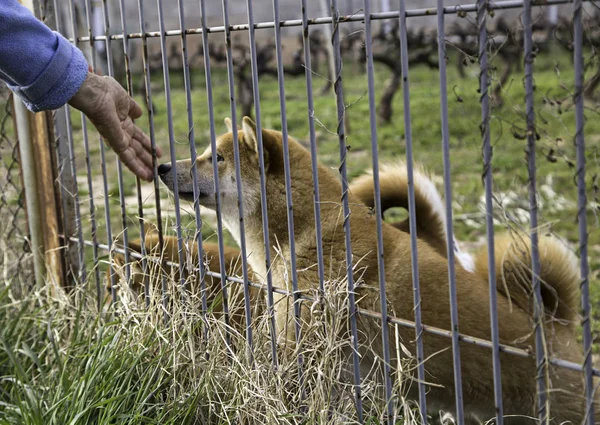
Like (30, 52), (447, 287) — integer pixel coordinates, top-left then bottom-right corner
(241, 116), (258, 152)
(224, 117), (234, 133)
(224, 117), (241, 133)
(241, 116), (269, 169)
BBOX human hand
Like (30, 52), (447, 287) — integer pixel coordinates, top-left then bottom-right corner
(68, 72), (162, 181)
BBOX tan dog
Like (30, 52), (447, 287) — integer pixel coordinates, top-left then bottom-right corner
(155, 116), (595, 423)
(108, 161), (458, 319)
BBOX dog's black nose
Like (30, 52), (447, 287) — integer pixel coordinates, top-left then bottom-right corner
(157, 163), (172, 176)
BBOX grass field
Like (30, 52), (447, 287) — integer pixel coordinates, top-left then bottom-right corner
(1, 42), (599, 423)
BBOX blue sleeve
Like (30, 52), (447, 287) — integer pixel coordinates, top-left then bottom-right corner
(0, 0), (89, 112)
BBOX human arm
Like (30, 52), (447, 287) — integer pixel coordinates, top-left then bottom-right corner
(0, 0), (88, 111)
(0, 0), (161, 181)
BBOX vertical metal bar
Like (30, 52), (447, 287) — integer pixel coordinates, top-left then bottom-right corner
(90, 1), (106, 73)
(47, 2), (76, 286)
(435, 0), (465, 422)
(13, 99), (45, 287)
(173, 0), (202, 307)
(175, 0), (208, 325)
(198, 0), (232, 351)
(118, 0), (150, 300)
(222, 0), (255, 360)
(53, 0), (87, 285)
(329, 0), (363, 420)
(53, 108), (75, 286)
(15, 0), (45, 290)
(573, 0), (595, 422)
(362, 0), (393, 419)
(300, 0), (326, 296)
(156, 0), (187, 317)
(83, 0), (116, 302)
(136, 0), (167, 310)
(523, 0), (548, 421)
(271, 0), (305, 394)
(100, 146), (116, 301)
(477, 0), (504, 423)
(62, 106), (87, 284)
(80, 114), (102, 304)
(100, 0), (131, 286)
(68, 0), (102, 303)
(397, 0), (428, 419)
(245, 0), (279, 367)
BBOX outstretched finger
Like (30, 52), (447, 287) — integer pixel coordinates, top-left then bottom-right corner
(123, 149), (154, 182)
(129, 98), (143, 120)
(131, 136), (155, 171)
(118, 146), (154, 182)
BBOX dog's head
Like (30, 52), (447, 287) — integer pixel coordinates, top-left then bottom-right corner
(158, 116), (280, 215)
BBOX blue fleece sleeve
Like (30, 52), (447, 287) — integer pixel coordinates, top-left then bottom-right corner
(0, 0), (89, 112)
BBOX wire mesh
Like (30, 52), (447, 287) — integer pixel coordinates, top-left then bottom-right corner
(0, 90), (31, 284)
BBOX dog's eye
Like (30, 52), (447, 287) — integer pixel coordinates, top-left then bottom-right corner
(208, 153), (224, 164)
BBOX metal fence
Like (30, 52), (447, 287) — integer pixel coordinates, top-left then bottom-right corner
(15, 0), (600, 423)
(0, 89), (31, 287)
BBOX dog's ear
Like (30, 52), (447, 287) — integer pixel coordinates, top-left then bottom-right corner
(241, 116), (257, 150)
(242, 116), (269, 170)
(224, 117), (238, 133)
(224, 117), (233, 133)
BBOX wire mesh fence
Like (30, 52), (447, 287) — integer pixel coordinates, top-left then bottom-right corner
(4, 0), (600, 423)
(0, 88), (31, 286)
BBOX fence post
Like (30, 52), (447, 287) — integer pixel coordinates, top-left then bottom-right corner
(42, 0), (81, 288)
(14, 0), (66, 293)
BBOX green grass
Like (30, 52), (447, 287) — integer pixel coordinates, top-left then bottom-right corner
(0, 286), (218, 424)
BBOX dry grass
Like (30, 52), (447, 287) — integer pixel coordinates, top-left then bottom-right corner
(0, 237), (433, 424)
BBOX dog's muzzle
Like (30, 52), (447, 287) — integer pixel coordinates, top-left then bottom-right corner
(157, 163), (172, 176)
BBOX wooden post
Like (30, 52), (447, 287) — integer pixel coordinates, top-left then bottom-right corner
(32, 112), (65, 289)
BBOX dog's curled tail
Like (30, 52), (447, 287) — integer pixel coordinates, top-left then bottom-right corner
(473, 233), (580, 323)
(350, 161), (447, 253)
(349, 161), (474, 271)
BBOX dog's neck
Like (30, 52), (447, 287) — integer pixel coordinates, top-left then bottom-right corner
(221, 205), (286, 281)
(220, 159), (349, 281)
